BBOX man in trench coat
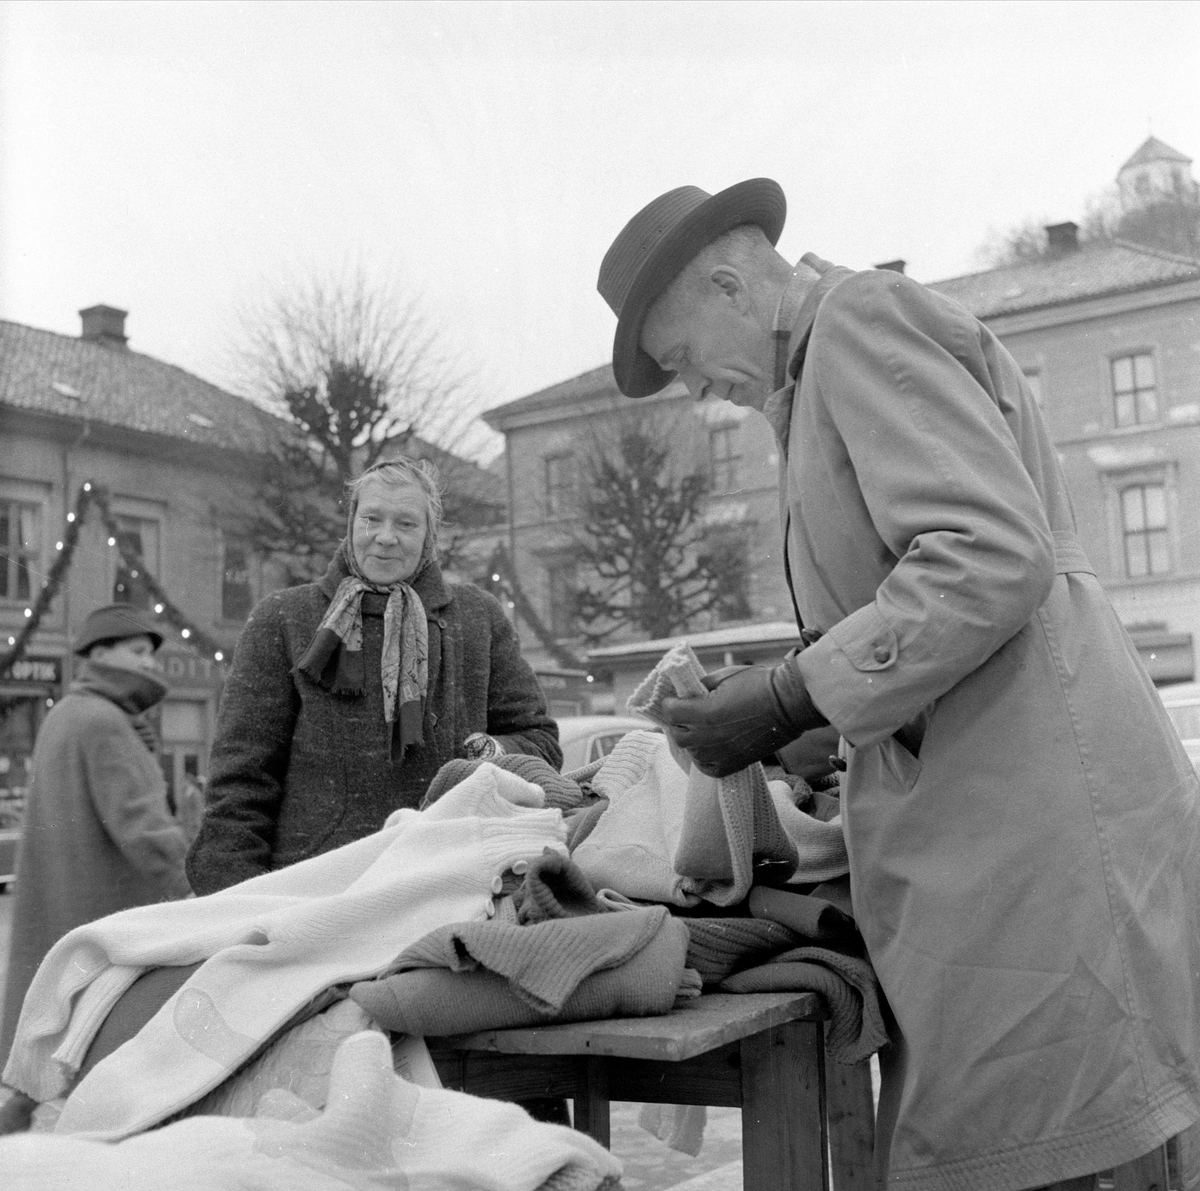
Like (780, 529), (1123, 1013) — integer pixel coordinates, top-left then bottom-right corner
(597, 179), (1200, 1191)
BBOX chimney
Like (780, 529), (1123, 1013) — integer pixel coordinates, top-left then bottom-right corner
(1045, 222), (1079, 254)
(875, 259), (906, 274)
(79, 305), (128, 347)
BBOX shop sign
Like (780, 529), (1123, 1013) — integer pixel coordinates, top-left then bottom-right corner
(1, 655), (62, 686)
(159, 645), (225, 691)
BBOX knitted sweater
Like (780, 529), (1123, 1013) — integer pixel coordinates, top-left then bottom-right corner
(187, 547), (560, 894)
(5, 765), (567, 1138)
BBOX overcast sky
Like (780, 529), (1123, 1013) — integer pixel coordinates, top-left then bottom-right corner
(2, 0), (1198, 458)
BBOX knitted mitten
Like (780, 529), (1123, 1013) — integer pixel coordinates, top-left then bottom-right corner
(513, 850), (606, 923)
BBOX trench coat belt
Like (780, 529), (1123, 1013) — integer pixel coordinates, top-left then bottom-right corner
(1052, 530), (1095, 576)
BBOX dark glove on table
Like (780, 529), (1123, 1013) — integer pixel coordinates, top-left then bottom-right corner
(659, 658), (829, 778)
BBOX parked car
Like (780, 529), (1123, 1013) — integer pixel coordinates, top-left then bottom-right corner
(555, 715), (658, 772)
(1159, 681), (1200, 775)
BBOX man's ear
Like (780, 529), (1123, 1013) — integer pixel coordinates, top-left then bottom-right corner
(709, 266), (751, 312)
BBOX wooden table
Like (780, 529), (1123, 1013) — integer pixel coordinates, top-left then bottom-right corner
(429, 991), (870, 1191)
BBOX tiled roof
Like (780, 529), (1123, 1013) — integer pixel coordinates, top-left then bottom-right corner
(0, 319), (279, 453)
(928, 239), (1200, 320)
(1120, 136), (1192, 171)
(483, 363), (618, 426)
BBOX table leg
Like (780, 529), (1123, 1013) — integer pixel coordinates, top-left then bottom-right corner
(572, 1056), (611, 1148)
(741, 1020), (828, 1191)
(827, 1056), (875, 1191)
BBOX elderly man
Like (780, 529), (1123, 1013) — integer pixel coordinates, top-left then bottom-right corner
(597, 180), (1200, 1191)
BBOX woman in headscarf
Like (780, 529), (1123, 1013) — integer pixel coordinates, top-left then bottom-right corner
(185, 456), (561, 895)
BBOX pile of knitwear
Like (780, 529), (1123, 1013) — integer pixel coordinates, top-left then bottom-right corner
(1, 641), (889, 1180)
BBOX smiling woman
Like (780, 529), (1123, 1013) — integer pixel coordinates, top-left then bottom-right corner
(185, 456), (561, 895)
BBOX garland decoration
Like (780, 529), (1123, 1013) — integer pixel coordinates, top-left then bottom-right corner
(486, 543), (586, 672)
(1, 480), (229, 679)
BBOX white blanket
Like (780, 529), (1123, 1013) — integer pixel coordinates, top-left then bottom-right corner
(4, 765), (567, 1139)
(0, 1030), (622, 1191)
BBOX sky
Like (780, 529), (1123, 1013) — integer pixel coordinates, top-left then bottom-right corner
(2, 0), (1198, 459)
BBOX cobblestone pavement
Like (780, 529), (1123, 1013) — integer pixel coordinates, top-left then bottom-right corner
(608, 1102), (743, 1190)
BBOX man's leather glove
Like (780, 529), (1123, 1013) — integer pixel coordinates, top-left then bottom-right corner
(659, 657), (828, 778)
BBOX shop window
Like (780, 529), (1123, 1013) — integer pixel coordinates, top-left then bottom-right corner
(1112, 353), (1158, 428)
(112, 515), (160, 609)
(0, 500), (41, 603)
(547, 561), (578, 638)
(0, 698), (40, 828)
(710, 426), (741, 493)
(1121, 483), (1170, 577)
(221, 536), (253, 621)
(544, 454), (576, 518)
(159, 699), (207, 813)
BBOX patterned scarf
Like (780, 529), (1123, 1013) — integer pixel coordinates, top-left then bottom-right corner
(299, 540), (430, 762)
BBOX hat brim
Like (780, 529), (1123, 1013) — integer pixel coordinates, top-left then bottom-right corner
(612, 178), (786, 399)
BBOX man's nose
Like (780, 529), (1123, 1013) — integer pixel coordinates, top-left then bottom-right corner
(677, 368), (707, 402)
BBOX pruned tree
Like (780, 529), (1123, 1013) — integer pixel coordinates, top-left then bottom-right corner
(570, 413), (751, 643)
(232, 270), (497, 583)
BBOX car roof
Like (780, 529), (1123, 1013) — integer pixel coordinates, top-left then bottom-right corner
(1160, 681), (1200, 704)
(554, 714), (655, 740)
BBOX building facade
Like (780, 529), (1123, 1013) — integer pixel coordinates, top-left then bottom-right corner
(0, 305), (280, 826)
(482, 365), (797, 695)
(486, 137), (1200, 694)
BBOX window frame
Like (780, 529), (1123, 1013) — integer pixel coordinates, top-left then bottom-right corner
(1120, 482), (1171, 579)
(219, 533), (254, 622)
(0, 496), (44, 606)
(543, 453), (576, 519)
(545, 559), (578, 639)
(709, 425), (742, 493)
(1110, 350), (1159, 430)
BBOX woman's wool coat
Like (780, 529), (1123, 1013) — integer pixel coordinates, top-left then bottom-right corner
(185, 550), (560, 895)
(777, 256), (1200, 1191)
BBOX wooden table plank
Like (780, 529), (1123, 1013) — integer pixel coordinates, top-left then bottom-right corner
(432, 991), (826, 1062)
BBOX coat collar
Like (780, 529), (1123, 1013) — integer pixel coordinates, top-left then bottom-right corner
(317, 540), (452, 613)
(763, 253), (857, 453)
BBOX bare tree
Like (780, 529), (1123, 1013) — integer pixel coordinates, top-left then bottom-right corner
(232, 270), (494, 583)
(570, 412), (751, 643)
(977, 178), (1199, 269)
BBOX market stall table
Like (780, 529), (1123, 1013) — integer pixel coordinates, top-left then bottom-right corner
(428, 990), (874, 1191)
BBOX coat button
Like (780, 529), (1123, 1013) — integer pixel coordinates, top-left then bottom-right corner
(873, 645), (891, 663)
(491, 875), (504, 895)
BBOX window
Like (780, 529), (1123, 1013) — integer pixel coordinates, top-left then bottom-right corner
(0, 501), (40, 602)
(1112, 353), (1158, 428)
(112, 515), (160, 609)
(710, 427), (741, 493)
(1121, 484), (1170, 577)
(221, 537), (253, 621)
(544, 454), (576, 517)
(1023, 369), (1044, 408)
(701, 535), (752, 623)
(546, 561), (577, 638)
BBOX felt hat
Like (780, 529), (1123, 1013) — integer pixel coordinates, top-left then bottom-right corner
(597, 178), (787, 398)
(73, 604), (164, 655)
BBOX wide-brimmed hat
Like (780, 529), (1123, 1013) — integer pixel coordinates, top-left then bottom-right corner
(597, 178), (786, 398)
(73, 604), (164, 655)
